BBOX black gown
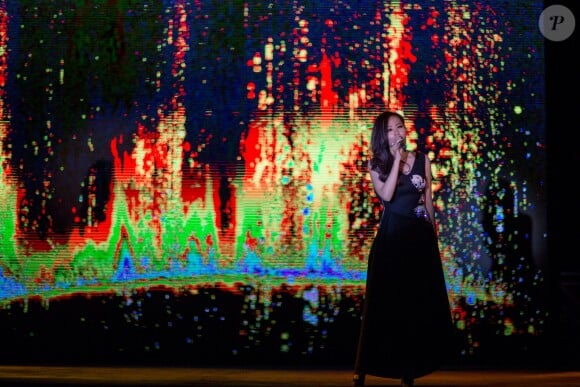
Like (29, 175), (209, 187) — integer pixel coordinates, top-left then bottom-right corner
(354, 151), (454, 380)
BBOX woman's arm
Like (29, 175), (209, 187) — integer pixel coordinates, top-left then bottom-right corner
(424, 154), (437, 231)
(368, 157), (401, 202)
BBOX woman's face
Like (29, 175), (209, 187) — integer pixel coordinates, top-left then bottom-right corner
(386, 114), (406, 150)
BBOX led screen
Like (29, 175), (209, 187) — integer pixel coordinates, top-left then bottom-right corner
(0, 0), (548, 364)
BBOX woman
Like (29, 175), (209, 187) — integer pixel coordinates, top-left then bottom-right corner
(353, 111), (454, 387)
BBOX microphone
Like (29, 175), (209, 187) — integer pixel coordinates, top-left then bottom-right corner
(399, 137), (406, 151)
(390, 138), (405, 147)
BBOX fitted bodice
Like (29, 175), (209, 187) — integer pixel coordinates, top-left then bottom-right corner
(382, 152), (427, 218)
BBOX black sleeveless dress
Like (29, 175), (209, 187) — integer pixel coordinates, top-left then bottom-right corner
(354, 151), (454, 380)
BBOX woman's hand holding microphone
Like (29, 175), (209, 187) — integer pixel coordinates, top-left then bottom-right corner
(391, 137), (405, 159)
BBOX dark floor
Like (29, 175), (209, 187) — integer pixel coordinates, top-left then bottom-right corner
(0, 366), (578, 387)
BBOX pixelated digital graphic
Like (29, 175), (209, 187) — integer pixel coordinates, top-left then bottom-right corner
(0, 1), (548, 364)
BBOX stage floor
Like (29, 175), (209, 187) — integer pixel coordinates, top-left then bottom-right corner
(0, 366), (578, 386)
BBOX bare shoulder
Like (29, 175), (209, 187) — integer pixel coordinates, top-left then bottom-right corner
(411, 150), (430, 166)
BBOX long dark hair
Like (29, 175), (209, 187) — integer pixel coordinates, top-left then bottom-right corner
(369, 110), (404, 182)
